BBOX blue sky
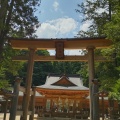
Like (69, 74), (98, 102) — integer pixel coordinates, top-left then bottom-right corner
(35, 0), (91, 55)
(35, 0), (91, 39)
(37, 0), (82, 22)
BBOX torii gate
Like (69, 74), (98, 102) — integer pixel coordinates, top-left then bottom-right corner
(8, 37), (112, 120)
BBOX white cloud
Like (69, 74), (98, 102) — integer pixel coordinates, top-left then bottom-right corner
(65, 50), (82, 55)
(53, 1), (59, 11)
(50, 18), (77, 34)
(96, 8), (105, 14)
(36, 22), (57, 38)
(48, 50), (83, 56)
(48, 50), (55, 55)
(36, 17), (78, 38)
(35, 17), (81, 55)
(79, 21), (92, 31)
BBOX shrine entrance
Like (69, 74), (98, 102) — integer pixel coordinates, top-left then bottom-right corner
(9, 37), (112, 120)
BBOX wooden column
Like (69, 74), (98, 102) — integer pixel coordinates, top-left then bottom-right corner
(50, 99), (53, 111)
(73, 100), (76, 117)
(22, 48), (35, 120)
(87, 46), (95, 120)
(99, 91), (108, 120)
(9, 77), (21, 120)
(29, 87), (36, 120)
(101, 96), (104, 120)
(3, 98), (8, 120)
(93, 79), (99, 120)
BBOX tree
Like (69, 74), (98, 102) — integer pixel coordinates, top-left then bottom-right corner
(76, 0), (120, 99)
(77, 62), (89, 87)
(104, 9), (120, 52)
(0, 44), (24, 88)
(76, 0), (119, 37)
(51, 62), (82, 75)
(0, 0), (41, 60)
(0, 0), (41, 88)
(103, 7), (120, 113)
(18, 50), (53, 86)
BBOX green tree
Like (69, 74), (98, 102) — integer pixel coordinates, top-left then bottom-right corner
(77, 62), (89, 87)
(51, 62), (82, 75)
(0, 45), (24, 88)
(103, 7), (120, 112)
(76, 0), (119, 37)
(76, 0), (120, 100)
(19, 50), (53, 86)
(0, 0), (41, 59)
(0, 0), (41, 88)
(104, 10), (120, 53)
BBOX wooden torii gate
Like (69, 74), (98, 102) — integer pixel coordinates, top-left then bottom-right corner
(8, 37), (112, 120)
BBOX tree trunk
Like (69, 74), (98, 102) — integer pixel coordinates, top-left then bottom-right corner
(0, 0), (15, 61)
(0, 36), (4, 61)
(0, 0), (8, 60)
(108, 1), (111, 21)
(0, 0), (7, 33)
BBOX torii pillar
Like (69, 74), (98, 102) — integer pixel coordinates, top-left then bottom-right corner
(87, 46), (99, 120)
(22, 48), (35, 120)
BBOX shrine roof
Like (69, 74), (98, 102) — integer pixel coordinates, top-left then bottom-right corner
(36, 74), (89, 91)
(37, 85), (88, 91)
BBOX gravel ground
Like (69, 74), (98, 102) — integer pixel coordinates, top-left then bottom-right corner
(0, 113), (104, 120)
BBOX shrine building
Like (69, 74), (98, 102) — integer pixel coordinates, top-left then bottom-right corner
(34, 74), (90, 119)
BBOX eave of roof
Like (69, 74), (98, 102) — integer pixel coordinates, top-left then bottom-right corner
(36, 85), (89, 91)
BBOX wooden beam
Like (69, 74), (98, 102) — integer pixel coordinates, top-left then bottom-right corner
(45, 95), (88, 99)
(36, 88), (89, 95)
(8, 37), (112, 50)
(12, 55), (111, 62)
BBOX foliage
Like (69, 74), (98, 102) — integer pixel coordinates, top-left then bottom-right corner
(0, 0), (41, 88)
(76, 0), (119, 37)
(104, 11), (120, 42)
(77, 62), (89, 87)
(18, 50), (52, 86)
(0, 45), (24, 87)
(104, 9), (120, 60)
(0, 80), (10, 89)
(76, 0), (120, 100)
(50, 61), (82, 75)
(111, 80), (120, 102)
(0, 0), (41, 59)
